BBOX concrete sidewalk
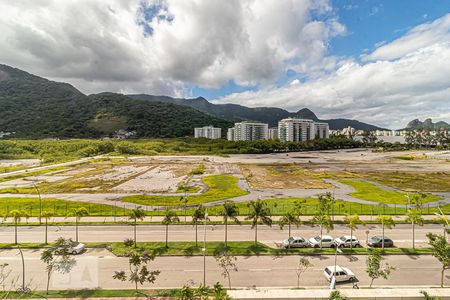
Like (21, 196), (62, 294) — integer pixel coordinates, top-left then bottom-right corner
(228, 288), (450, 299)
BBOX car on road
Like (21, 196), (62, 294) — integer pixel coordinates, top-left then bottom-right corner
(334, 235), (361, 248)
(55, 241), (86, 255)
(280, 236), (309, 248)
(367, 236), (394, 248)
(309, 235), (335, 248)
(323, 265), (356, 282)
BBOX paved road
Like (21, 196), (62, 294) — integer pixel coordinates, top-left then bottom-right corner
(0, 248), (447, 290)
(0, 223), (446, 248)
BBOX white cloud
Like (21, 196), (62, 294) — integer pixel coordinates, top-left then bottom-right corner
(215, 14), (450, 129)
(0, 0), (343, 95)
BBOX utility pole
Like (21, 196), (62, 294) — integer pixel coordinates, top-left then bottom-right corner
(203, 210), (208, 285)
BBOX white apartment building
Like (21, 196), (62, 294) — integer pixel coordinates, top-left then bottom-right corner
(268, 128), (279, 140)
(278, 118), (329, 142)
(194, 126), (222, 139)
(227, 122), (269, 141)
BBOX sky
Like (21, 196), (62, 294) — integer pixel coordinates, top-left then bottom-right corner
(0, 0), (449, 129)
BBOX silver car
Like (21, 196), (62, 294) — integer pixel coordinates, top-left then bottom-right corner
(281, 236), (309, 248)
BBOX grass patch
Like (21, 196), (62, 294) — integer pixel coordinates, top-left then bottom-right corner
(0, 165), (72, 183)
(357, 171), (450, 192)
(340, 179), (442, 204)
(0, 289), (179, 299)
(110, 241), (434, 256)
(0, 197), (131, 217)
(122, 175), (248, 206)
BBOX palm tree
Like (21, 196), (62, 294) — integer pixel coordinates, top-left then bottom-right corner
(279, 210), (301, 246)
(8, 210), (26, 245)
(376, 215), (395, 250)
(41, 211), (53, 244)
(311, 194), (334, 249)
(405, 209), (424, 249)
(245, 200), (272, 245)
(220, 201), (241, 247)
(69, 207), (89, 242)
(191, 205), (208, 247)
(344, 214), (362, 250)
(162, 209), (180, 248)
(128, 207), (146, 248)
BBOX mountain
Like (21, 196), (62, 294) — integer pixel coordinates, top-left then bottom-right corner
(0, 64), (232, 138)
(405, 118), (450, 130)
(128, 94), (388, 130)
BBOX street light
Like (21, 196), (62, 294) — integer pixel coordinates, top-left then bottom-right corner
(331, 246), (342, 290)
(32, 182), (42, 225)
(434, 207), (449, 241)
(203, 210), (208, 286)
(405, 194), (410, 210)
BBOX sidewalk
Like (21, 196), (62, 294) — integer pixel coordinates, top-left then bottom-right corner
(228, 288), (450, 299)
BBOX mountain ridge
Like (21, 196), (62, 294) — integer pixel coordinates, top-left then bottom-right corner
(405, 118), (450, 130)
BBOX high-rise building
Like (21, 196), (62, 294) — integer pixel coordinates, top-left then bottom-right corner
(194, 126), (222, 139)
(278, 118), (329, 142)
(227, 122), (269, 141)
(268, 128), (279, 140)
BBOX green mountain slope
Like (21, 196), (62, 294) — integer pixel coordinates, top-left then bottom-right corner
(128, 94), (388, 130)
(0, 65), (232, 138)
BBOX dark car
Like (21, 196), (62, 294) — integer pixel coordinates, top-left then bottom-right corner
(367, 236), (394, 248)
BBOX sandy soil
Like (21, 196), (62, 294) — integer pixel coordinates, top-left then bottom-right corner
(0, 175), (70, 188)
(0, 159), (41, 167)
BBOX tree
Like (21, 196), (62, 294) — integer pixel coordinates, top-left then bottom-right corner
(192, 205), (208, 247)
(279, 210), (301, 246)
(427, 233), (450, 287)
(215, 252), (238, 289)
(366, 250), (395, 287)
(128, 207), (146, 248)
(7, 210), (28, 245)
(177, 285), (195, 300)
(420, 291), (442, 300)
(296, 257), (313, 288)
(245, 200), (272, 245)
(220, 201), (240, 248)
(162, 209), (180, 248)
(311, 193), (334, 249)
(41, 211), (53, 245)
(344, 214), (362, 250)
(179, 195), (189, 224)
(376, 215), (395, 250)
(40, 237), (76, 293)
(68, 207), (89, 242)
(405, 208), (424, 249)
(113, 251), (160, 292)
(329, 291), (348, 300)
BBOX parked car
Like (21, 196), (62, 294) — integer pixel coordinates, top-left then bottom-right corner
(367, 236), (394, 248)
(309, 235), (335, 248)
(323, 265), (356, 282)
(334, 235), (361, 248)
(280, 236), (309, 248)
(55, 242), (86, 255)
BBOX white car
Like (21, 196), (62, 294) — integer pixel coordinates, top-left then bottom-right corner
(323, 265), (356, 282)
(334, 235), (361, 248)
(280, 236), (309, 248)
(309, 235), (335, 248)
(69, 242), (86, 254)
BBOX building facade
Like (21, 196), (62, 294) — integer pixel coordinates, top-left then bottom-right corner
(227, 122), (269, 141)
(194, 126), (222, 139)
(268, 128), (279, 140)
(278, 118), (329, 142)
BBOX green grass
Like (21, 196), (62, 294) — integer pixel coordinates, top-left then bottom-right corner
(110, 241), (433, 256)
(0, 289), (179, 299)
(0, 165), (72, 183)
(340, 179), (442, 204)
(0, 197), (131, 217)
(122, 175), (248, 206)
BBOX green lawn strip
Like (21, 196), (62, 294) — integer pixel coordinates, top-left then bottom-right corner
(110, 241), (433, 256)
(340, 179), (442, 205)
(0, 165), (75, 184)
(0, 197), (132, 217)
(0, 289), (179, 299)
(121, 175), (248, 206)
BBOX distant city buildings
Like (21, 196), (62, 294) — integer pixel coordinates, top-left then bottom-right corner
(278, 118), (329, 142)
(268, 128), (278, 140)
(194, 125), (222, 139)
(0, 131), (13, 139)
(227, 122), (268, 141)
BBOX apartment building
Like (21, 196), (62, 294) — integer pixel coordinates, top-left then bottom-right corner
(268, 128), (279, 140)
(227, 122), (269, 141)
(278, 118), (329, 142)
(194, 126), (222, 139)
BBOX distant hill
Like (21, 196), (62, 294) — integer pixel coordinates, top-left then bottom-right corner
(128, 94), (388, 130)
(0, 64), (232, 138)
(404, 118), (450, 130)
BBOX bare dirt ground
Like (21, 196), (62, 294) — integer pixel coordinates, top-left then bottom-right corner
(0, 159), (41, 167)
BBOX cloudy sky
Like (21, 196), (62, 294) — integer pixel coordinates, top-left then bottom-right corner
(0, 0), (449, 129)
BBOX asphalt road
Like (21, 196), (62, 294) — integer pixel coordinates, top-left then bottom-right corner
(0, 223), (446, 248)
(0, 248), (447, 290)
